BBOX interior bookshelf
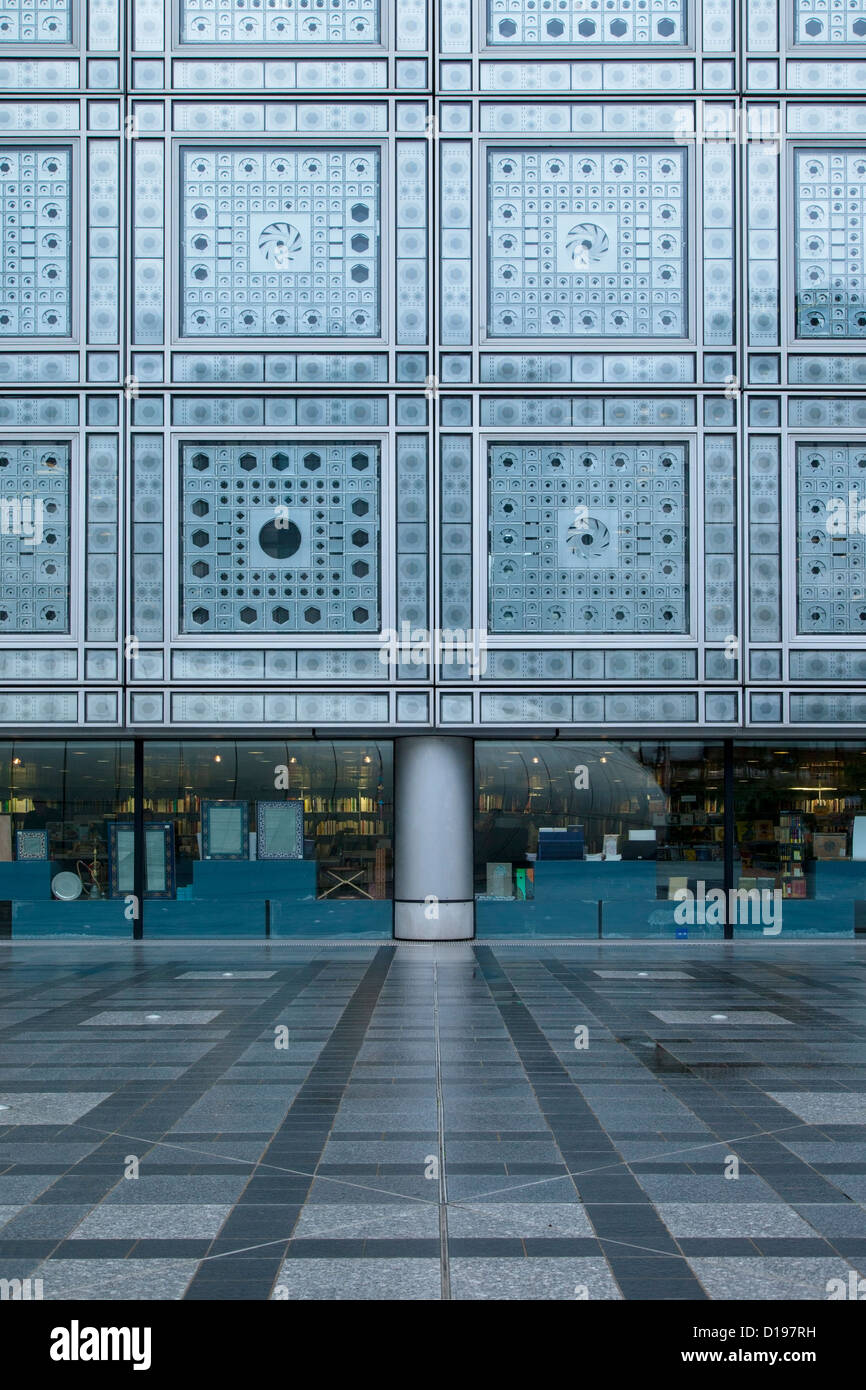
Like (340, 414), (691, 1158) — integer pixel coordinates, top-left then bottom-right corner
(777, 812), (808, 897)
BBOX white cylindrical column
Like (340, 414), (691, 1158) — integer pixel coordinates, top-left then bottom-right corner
(394, 736), (474, 940)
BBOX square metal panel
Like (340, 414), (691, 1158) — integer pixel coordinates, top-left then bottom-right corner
(795, 149), (866, 340)
(179, 145), (381, 338)
(796, 441), (866, 634)
(487, 146), (687, 339)
(0, 0), (71, 42)
(180, 0), (381, 44)
(487, 439), (689, 634)
(486, 0), (686, 45)
(179, 439), (380, 633)
(0, 147), (71, 338)
(0, 439), (70, 634)
(795, 0), (866, 43)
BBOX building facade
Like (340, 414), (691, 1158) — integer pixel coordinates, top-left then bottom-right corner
(1, 0), (866, 939)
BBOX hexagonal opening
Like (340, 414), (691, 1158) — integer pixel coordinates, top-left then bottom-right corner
(351, 451), (369, 471)
(191, 560), (209, 578)
(351, 529), (369, 548)
(350, 233), (369, 253)
(351, 560), (369, 577)
(191, 452), (209, 471)
(239, 606), (257, 625)
(191, 499), (209, 517)
(272, 606), (290, 625)
(191, 607), (209, 625)
(239, 453), (257, 472)
(352, 606), (369, 623)
(350, 203), (369, 222)
(304, 606), (322, 624)
(303, 451), (322, 471)
(271, 452), (290, 471)
(350, 264), (369, 283)
(351, 499), (369, 516)
(191, 529), (209, 548)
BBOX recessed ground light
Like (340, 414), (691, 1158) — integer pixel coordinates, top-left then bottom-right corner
(0, 1104), (9, 1111)
(222, 972), (233, 977)
(638, 971), (649, 977)
(146, 1013), (161, 1020)
(711, 1013), (728, 1020)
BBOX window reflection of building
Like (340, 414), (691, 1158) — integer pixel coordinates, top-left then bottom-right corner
(475, 741), (725, 901)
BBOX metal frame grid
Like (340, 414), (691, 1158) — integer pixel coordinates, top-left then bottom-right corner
(0, 0), (864, 739)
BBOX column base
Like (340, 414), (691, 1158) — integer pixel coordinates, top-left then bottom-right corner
(394, 900), (474, 941)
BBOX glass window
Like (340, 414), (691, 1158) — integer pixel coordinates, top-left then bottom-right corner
(734, 742), (866, 935)
(0, 740), (134, 936)
(475, 740), (724, 937)
(142, 740), (393, 935)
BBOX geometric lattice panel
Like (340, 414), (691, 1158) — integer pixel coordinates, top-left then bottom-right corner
(180, 0), (380, 42)
(795, 0), (866, 43)
(487, 147), (687, 339)
(179, 441), (380, 633)
(0, 147), (71, 338)
(795, 150), (866, 339)
(487, 0), (685, 45)
(180, 147), (381, 338)
(488, 440), (688, 634)
(0, 441), (70, 634)
(0, 0), (70, 41)
(797, 442), (866, 634)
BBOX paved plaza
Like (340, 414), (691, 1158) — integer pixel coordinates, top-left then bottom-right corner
(2, 941), (866, 1301)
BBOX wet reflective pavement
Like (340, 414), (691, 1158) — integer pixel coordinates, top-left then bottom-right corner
(2, 940), (866, 1300)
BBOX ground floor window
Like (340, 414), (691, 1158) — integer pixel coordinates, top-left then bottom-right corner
(474, 740), (866, 939)
(3, 735), (864, 939)
(0, 740), (135, 936)
(0, 739), (393, 938)
(734, 742), (866, 934)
